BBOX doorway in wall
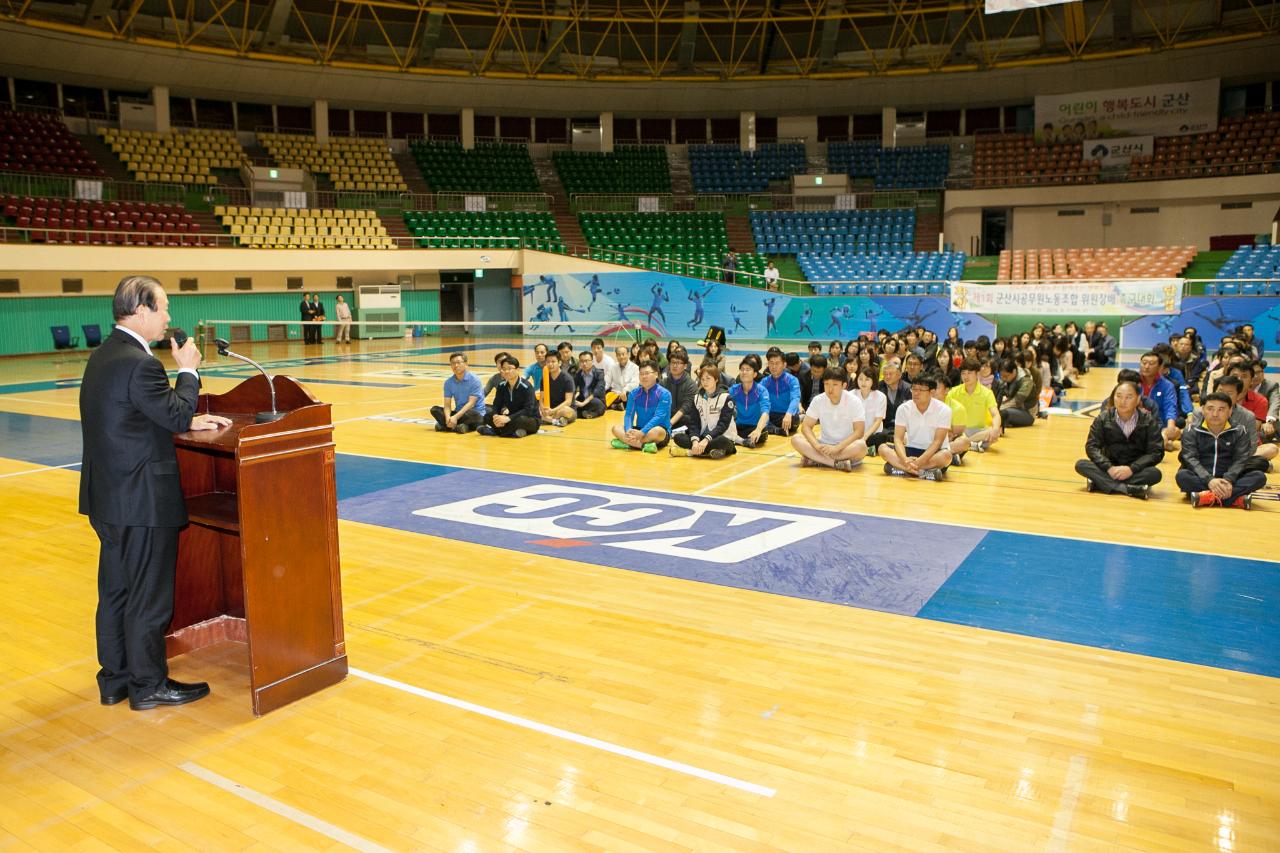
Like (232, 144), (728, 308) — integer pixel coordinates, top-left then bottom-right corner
(980, 208), (1009, 256)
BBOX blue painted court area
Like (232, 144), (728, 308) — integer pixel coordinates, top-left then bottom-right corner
(3, 415), (1276, 679)
(0, 411), (83, 467)
(336, 456), (1280, 678)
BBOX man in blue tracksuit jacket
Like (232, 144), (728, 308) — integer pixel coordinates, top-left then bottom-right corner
(761, 346), (802, 435)
(1139, 351), (1180, 443)
(611, 360), (672, 452)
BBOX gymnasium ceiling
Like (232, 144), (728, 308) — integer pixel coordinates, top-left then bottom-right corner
(6, 0), (1280, 81)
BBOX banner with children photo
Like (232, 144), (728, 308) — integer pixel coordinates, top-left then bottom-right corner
(1034, 79), (1219, 143)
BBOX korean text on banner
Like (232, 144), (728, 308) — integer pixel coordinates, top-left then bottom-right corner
(1035, 79), (1218, 142)
(950, 280), (1184, 316)
(1082, 136), (1154, 168)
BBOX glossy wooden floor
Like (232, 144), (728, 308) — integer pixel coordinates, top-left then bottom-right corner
(1, 336), (1277, 851)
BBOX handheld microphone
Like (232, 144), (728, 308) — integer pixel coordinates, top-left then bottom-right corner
(172, 327), (189, 348)
(212, 337), (283, 423)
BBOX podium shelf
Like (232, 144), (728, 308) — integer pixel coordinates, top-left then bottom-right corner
(186, 491), (240, 532)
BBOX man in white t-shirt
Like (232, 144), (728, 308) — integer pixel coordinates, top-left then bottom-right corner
(880, 374), (953, 481)
(792, 366), (867, 472)
(605, 344), (639, 409)
(763, 261), (780, 290)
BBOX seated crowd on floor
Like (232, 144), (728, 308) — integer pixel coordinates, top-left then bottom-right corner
(429, 319), (1277, 507)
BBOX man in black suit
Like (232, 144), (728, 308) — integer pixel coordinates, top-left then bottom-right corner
(309, 293), (326, 344)
(300, 293), (316, 344)
(80, 275), (231, 711)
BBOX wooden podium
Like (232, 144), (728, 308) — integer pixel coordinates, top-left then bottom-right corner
(169, 374), (347, 715)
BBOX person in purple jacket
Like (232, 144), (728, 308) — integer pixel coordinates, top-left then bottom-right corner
(610, 360), (672, 453)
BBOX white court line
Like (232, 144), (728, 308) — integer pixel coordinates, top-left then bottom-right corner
(693, 452), (795, 496)
(348, 667), (777, 798)
(1, 395), (80, 407)
(0, 462), (80, 479)
(180, 762), (395, 853)
(333, 405), (429, 425)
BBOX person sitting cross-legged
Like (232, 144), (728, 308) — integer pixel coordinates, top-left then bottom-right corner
(610, 360), (672, 453)
(479, 356), (540, 438)
(728, 355), (771, 448)
(879, 374), (953, 481)
(573, 351), (607, 419)
(944, 359), (1002, 464)
(538, 350), (577, 427)
(431, 352), (486, 434)
(1216, 374), (1277, 473)
(670, 365), (738, 460)
(1074, 380), (1165, 499)
(1176, 391), (1266, 509)
(761, 346), (802, 436)
(606, 345), (639, 410)
(791, 366), (867, 472)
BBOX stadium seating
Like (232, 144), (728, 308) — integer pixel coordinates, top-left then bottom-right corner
(688, 143), (806, 193)
(214, 206), (395, 249)
(99, 128), (242, 185)
(827, 142), (950, 189)
(553, 146), (670, 195)
(409, 141), (539, 193)
(1128, 113), (1280, 180)
(996, 246), (1196, 282)
(2, 194), (209, 245)
(404, 210), (563, 251)
(972, 133), (1098, 187)
(1214, 244), (1280, 292)
(259, 133), (408, 192)
(0, 110), (104, 176)
(750, 209), (915, 255)
(802, 252), (965, 291)
(578, 210), (767, 281)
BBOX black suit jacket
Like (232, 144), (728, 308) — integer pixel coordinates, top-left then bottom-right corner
(300, 300), (314, 321)
(79, 328), (200, 528)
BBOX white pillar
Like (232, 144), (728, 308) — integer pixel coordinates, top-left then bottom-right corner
(600, 112), (614, 153)
(152, 85), (170, 133)
(881, 106), (896, 149)
(461, 108), (475, 150)
(313, 100), (329, 144)
(740, 111), (756, 152)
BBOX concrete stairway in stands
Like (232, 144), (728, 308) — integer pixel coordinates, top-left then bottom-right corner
(78, 134), (133, 183)
(393, 151), (432, 197)
(530, 147), (583, 252)
(914, 209), (942, 253)
(724, 215), (757, 255)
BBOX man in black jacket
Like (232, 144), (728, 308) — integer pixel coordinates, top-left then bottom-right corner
(1074, 381), (1164, 498)
(299, 293), (315, 344)
(80, 275), (230, 710)
(1177, 392), (1266, 509)
(479, 355), (540, 437)
(867, 357), (910, 450)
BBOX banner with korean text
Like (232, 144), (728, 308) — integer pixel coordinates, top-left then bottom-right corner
(949, 280), (1183, 316)
(1034, 79), (1218, 143)
(1082, 135), (1153, 168)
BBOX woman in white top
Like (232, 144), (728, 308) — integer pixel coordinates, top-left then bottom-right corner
(854, 365), (889, 449)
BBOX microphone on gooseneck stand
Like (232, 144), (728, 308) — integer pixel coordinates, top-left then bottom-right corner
(213, 337), (284, 423)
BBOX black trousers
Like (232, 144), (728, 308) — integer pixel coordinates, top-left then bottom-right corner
(1001, 407), (1036, 428)
(91, 519), (178, 698)
(767, 411), (799, 434)
(430, 406), (482, 429)
(865, 429), (894, 450)
(1175, 469), (1267, 502)
(1074, 460), (1163, 493)
(576, 399), (606, 419)
(673, 432), (736, 456)
(484, 412), (540, 437)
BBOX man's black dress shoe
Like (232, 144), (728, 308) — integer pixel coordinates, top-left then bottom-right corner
(100, 688), (129, 706)
(129, 679), (211, 711)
